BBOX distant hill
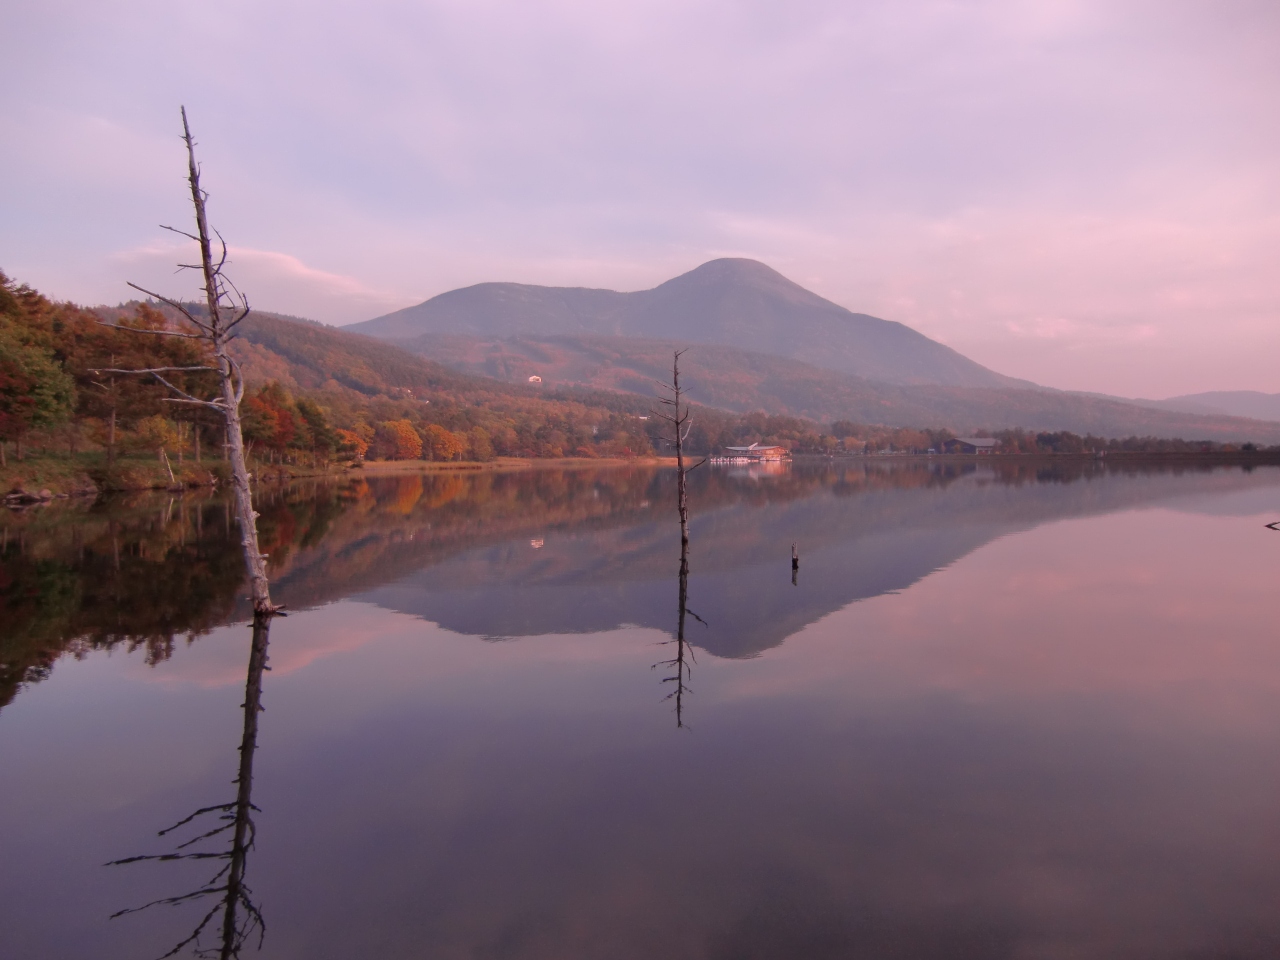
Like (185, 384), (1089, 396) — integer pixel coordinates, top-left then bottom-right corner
(347, 258), (1033, 390)
(143, 305), (1280, 445)
(1138, 391), (1280, 422)
(387, 331), (1280, 443)
(230, 309), (493, 397)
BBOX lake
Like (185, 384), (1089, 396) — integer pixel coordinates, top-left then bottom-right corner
(3, 460), (1280, 959)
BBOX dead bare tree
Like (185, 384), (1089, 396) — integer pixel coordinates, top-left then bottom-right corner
(108, 617), (270, 959)
(654, 350), (705, 582)
(94, 107), (275, 616)
(653, 350), (707, 727)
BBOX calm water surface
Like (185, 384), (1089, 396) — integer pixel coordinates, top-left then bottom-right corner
(3, 461), (1280, 958)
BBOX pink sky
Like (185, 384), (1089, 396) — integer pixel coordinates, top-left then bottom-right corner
(3, 0), (1279, 397)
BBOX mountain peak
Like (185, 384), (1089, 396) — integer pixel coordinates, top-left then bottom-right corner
(346, 261), (1026, 389)
(671, 257), (787, 281)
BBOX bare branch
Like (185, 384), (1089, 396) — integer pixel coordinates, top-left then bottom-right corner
(159, 224), (201, 243)
(92, 366), (221, 374)
(229, 355), (246, 405)
(125, 283), (214, 334)
(93, 319), (207, 340)
(153, 903), (223, 960)
(109, 888), (227, 920)
(212, 228), (230, 276)
(95, 365), (223, 408)
(156, 798), (236, 839)
(174, 822), (236, 851)
(163, 397), (226, 408)
(152, 373), (221, 407)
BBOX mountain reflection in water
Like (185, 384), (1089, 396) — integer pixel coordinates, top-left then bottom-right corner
(5, 460), (1280, 710)
(4, 461), (1280, 958)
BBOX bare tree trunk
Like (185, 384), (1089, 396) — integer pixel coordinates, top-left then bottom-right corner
(183, 109), (273, 616)
(101, 108), (276, 615)
(674, 386), (690, 581)
(220, 616), (269, 957)
(656, 350), (706, 729)
(107, 404), (116, 471)
(219, 363), (272, 612)
(660, 350), (699, 580)
(106, 615), (271, 958)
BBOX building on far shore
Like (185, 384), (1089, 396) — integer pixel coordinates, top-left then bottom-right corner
(714, 443), (791, 462)
(943, 437), (998, 455)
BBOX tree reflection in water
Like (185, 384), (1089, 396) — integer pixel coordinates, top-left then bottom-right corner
(107, 617), (271, 959)
(656, 551), (705, 729)
(653, 350), (707, 729)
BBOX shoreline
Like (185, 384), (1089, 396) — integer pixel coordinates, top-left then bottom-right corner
(5, 450), (1278, 502)
(350, 456), (676, 476)
(792, 451), (1280, 464)
(0, 455), (681, 500)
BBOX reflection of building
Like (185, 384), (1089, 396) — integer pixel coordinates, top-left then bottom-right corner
(726, 461), (791, 478)
(713, 443), (790, 463)
(944, 437), (998, 455)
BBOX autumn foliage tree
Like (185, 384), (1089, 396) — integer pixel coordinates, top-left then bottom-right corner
(379, 419), (423, 460)
(0, 326), (74, 465)
(421, 423), (464, 461)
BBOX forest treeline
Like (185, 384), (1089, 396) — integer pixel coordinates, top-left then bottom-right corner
(1, 272), (1269, 469)
(2, 273), (820, 465)
(0, 272), (656, 466)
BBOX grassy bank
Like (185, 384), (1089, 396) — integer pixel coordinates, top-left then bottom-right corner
(354, 456), (674, 475)
(2, 453), (679, 498)
(1, 454), (232, 498)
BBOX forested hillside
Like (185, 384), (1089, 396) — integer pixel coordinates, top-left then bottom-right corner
(390, 331), (1280, 445)
(2, 272), (1275, 481)
(0, 274), (854, 469)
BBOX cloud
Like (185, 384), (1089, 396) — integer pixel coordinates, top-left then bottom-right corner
(3, 0), (1280, 392)
(109, 240), (411, 324)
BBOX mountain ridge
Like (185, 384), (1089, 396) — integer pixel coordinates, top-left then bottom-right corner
(347, 258), (1035, 390)
(385, 330), (1280, 443)
(1137, 391), (1280, 422)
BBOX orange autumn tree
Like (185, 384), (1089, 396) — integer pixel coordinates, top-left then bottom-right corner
(241, 383), (300, 462)
(422, 423), (465, 461)
(335, 428), (368, 461)
(380, 419), (423, 460)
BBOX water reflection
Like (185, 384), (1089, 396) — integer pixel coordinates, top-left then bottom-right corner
(3, 462), (1280, 957)
(656, 496), (706, 730)
(0, 493), (244, 709)
(107, 617), (271, 959)
(7, 461), (1280, 710)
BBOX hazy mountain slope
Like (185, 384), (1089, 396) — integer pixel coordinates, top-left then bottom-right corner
(348, 259), (1031, 389)
(1139, 391), (1280, 422)
(231, 310), (490, 396)
(394, 331), (1280, 443)
(127, 306), (660, 421)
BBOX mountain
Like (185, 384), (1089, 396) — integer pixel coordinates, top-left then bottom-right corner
(377, 331), (1280, 443)
(145, 304), (1280, 444)
(347, 259), (1033, 389)
(1139, 391), (1280, 422)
